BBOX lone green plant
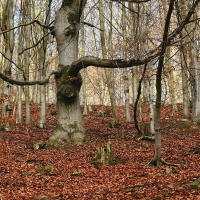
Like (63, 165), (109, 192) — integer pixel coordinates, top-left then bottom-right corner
(36, 164), (53, 175)
(72, 171), (82, 175)
(22, 172), (30, 176)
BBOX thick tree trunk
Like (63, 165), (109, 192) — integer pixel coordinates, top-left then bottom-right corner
(1, 0), (14, 121)
(49, 0), (86, 143)
(49, 68), (85, 143)
(166, 48), (178, 116)
(192, 42), (200, 123)
(179, 0), (190, 119)
(79, 17), (88, 116)
(180, 46), (189, 119)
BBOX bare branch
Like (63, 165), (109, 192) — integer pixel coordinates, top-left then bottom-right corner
(0, 70), (59, 86)
(81, 22), (103, 31)
(0, 20), (53, 35)
(68, 0), (199, 77)
(0, 52), (25, 76)
(19, 32), (52, 55)
(168, 0), (200, 42)
(68, 54), (159, 76)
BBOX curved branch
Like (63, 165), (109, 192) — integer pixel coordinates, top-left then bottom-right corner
(0, 70), (59, 86)
(68, 54), (159, 76)
(68, 0), (199, 77)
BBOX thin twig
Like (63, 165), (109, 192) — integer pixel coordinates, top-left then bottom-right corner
(0, 20), (53, 35)
(19, 32), (52, 55)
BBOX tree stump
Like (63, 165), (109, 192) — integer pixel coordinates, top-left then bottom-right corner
(95, 142), (116, 166)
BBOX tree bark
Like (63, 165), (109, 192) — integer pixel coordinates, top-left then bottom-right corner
(149, 78), (155, 134)
(38, 1), (51, 128)
(1, 0), (14, 122)
(192, 40), (200, 123)
(178, 0), (190, 119)
(21, 0), (32, 125)
(79, 14), (88, 116)
(166, 47), (178, 116)
(49, 0), (87, 143)
(121, 3), (130, 122)
(180, 39), (189, 119)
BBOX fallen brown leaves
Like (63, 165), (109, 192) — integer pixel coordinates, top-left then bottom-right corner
(0, 103), (200, 199)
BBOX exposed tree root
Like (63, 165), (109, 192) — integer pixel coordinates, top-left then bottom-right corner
(160, 158), (180, 166)
(148, 158), (180, 167)
(137, 136), (155, 141)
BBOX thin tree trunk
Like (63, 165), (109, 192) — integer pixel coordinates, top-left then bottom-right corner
(38, 1), (51, 128)
(123, 69), (131, 122)
(134, 64), (147, 135)
(149, 79), (155, 134)
(21, 0), (31, 125)
(16, 86), (22, 123)
(166, 47), (178, 116)
(122, 3), (130, 122)
(132, 67), (139, 104)
(99, 0), (119, 123)
(148, 0), (175, 167)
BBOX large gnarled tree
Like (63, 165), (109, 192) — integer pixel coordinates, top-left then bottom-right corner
(0, 0), (199, 154)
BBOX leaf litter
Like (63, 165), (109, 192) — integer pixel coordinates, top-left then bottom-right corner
(0, 103), (199, 199)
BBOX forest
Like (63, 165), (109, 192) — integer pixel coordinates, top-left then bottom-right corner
(0, 0), (200, 199)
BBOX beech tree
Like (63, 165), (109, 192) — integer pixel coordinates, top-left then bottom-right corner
(0, 0), (199, 162)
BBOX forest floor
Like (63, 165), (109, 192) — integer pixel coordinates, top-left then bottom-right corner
(0, 103), (200, 199)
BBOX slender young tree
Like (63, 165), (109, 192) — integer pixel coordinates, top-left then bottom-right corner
(38, 0), (51, 128)
(21, 0), (32, 125)
(148, 0), (175, 166)
(99, 0), (119, 123)
(121, 2), (131, 122)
